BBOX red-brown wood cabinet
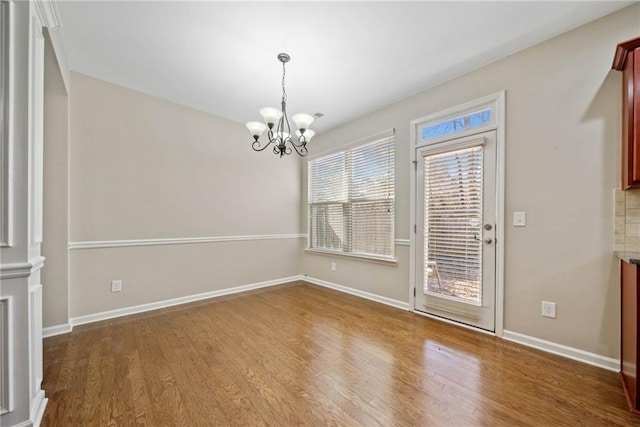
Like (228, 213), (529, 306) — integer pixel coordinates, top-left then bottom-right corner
(621, 260), (640, 413)
(613, 36), (640, 189)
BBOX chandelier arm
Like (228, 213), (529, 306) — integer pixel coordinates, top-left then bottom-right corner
(252, 138), (275, 152)
(290, 142), (308, 156)
(290, 135), (306, 148)
(273, 143), (289, 157)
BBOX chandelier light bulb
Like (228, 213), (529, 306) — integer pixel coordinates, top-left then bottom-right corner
(292, 113), (315, 133)
(259, 107), (283, 128)
(246, 121), (267, 140)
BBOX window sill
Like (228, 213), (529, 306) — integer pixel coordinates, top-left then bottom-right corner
(304, 248), (398, 266)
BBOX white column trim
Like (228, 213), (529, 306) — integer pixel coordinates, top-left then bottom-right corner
(29, 390), (46, 427)
(0, 256), (45, 279)
(0, 297), (11, 415)
(0, 1), (9, 248)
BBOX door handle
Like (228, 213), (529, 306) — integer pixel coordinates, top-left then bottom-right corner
(473, 235), (493, 244)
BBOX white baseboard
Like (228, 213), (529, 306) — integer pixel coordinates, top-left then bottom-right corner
(44, 278), (619, 375)
(70, 275), (302, 328)
(56, 275), (407, 335)
(502, 329), (619, 372)
(42, 323), (72, 338)
(31, 391), (47, 427)
(302, 276), (410, 311)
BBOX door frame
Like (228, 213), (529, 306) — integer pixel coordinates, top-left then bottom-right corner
(409, 91), (506, 336)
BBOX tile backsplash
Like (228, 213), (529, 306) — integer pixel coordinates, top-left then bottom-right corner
(614, 188), (640, 251)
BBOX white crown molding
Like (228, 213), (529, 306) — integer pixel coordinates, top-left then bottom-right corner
(33, 0), (62, 29)
(68, 233), (307, 250)
(0, 256), (45, 279)
(44, 26), (70, 93)
(502, 329), (619, 372)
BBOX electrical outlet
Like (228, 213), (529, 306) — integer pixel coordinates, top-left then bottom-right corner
(111, 280), (122, 293)
(542, 301), (556, 318)
(331, 262), (336, 272)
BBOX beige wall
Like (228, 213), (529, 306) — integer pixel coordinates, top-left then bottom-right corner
(301, 5), (640, 358)
(42, 34), (70, 327)
(68, 73), (302, 318)
(70, 239), (303, 317)
(51, 6), (639, 360)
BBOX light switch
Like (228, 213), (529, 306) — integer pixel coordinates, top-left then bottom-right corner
(513, 211), (526, 227)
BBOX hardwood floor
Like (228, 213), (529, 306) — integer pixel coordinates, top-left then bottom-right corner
(43, 282), (638, 426)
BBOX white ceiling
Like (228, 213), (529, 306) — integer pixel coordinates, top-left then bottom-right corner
(57, 1), (634, 135)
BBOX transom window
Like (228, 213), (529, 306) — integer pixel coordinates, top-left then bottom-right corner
(421, 108), (492, 141)
(308, 132), (395, 260)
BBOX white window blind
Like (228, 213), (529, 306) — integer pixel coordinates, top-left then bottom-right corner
(308, 133), (395, 259)
(423, 145), (482, 303)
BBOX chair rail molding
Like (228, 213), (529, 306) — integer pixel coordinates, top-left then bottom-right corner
(68, 233), (307, 250)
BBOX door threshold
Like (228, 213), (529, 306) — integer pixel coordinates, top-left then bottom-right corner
(413, 309), (495, 336)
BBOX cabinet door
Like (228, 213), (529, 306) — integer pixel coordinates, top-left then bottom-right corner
(623, 48), (639, 188)
(633, 48), (640, 185)
(621, 261), (639, 409)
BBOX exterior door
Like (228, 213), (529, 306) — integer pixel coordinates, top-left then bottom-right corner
(415, 131), (496, 331)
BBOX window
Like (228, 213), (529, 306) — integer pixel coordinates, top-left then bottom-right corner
(421, 108), (492, 141)
(308, 133), (395, 260)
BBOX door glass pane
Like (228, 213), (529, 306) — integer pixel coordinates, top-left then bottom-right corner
(423, 146), (482, 305)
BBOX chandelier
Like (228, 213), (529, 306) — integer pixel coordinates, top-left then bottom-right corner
(245, 53), (315, 157)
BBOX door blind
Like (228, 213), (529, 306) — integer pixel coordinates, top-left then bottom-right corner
(423, 145), (482, 303)
(308, 135), (394, 258)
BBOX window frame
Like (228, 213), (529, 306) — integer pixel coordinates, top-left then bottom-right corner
(306, 130), (396, 264)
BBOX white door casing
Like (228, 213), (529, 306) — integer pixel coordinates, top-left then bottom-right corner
(409, 92), (505, 335)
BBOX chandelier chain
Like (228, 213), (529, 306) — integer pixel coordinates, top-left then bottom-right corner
(281, 60), (287, 104)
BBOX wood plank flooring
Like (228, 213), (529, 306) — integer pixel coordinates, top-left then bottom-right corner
(42, 282), (639, 426)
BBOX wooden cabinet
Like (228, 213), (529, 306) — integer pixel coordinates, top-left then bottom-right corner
(621, 260), (640, 414)
(613, 37), (640, 189)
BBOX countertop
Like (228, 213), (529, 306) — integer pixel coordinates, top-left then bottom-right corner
(616, 251), (640, 264)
